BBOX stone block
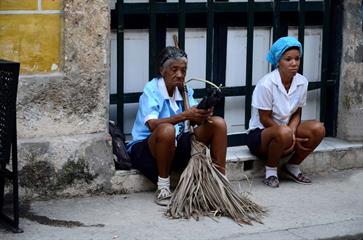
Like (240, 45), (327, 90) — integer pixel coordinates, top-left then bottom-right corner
(301, 152), (331, 174)
(17, 74), (108, 139)
(16, 133), (113, 199)
(111, 170), (154, 193)
(337, 0), (363, 141)
(226, 161), (244, 181)
(331, 148), (363, 170)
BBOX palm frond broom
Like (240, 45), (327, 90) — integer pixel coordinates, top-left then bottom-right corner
(166, 35), (266, 225)
(166, 78), (266, 225)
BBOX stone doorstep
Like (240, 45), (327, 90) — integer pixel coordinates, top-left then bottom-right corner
(111, 137), (363, 193)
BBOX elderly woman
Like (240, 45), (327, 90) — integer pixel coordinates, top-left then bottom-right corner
(127, 46), (227, 205)
(247, 36), (325, 188)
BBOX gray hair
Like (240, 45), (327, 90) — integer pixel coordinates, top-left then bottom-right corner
(158, 46), (188, 68)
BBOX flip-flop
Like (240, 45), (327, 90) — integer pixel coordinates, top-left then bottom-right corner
(282, 165), (312, 185)
(263, 176), (279, 188)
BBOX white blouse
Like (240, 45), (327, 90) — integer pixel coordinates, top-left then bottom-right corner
(248, 69), (308, 130)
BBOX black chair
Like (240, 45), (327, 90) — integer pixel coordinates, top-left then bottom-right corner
(0, 59), (22, 233)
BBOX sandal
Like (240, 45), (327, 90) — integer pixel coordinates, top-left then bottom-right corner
(155, 187), (172, 206)
(263, 176), (279, 188)
(282, 165), (312, 185)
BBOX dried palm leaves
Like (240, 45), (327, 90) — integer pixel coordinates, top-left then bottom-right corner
(166, 136), (267, 225)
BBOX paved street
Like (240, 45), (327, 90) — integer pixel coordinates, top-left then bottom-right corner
(1, 168), (363, 240)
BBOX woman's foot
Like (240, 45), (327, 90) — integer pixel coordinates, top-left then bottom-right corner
(282, 165), (312, 184)
(263, 176), (280, 188)
(155, 187), (172, 206)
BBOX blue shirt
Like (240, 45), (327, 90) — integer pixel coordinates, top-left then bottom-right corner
(127, 77), (198, 151)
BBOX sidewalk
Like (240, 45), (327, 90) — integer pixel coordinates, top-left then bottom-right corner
(1, 168), (363, 240)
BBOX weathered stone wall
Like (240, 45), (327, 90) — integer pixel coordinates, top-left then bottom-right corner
(13, 0), (114, 199)
(18, 133), (113, 199)
(337, 1), (363, 141)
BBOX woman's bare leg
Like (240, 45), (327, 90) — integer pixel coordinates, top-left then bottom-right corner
(289, 120), (325, 164)
(260, 125), (294, 167)
(147, 123), (176, 178)
(194, 116), (227, 174)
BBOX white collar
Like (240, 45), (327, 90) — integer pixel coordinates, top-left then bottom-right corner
(158, 78), (183, 112)
(272, 69), (304, 95)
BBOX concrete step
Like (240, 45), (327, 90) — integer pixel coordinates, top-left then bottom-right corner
(111, 137), (363, 193)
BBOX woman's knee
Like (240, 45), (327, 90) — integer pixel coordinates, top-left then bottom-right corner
(275, 125), (293, 143)
(209, 116), (227, 131)
(194, 116), (227, 144)
(308, 121), (326, 141)
(153, 123), (175, 142)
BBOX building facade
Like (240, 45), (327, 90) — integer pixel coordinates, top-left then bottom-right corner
(0, 0), (362, 199)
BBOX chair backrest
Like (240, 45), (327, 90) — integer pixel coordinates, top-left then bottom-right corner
(0, 60), (19, 165)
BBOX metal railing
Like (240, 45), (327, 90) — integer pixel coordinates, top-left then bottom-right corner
(111, 0), (342, 146)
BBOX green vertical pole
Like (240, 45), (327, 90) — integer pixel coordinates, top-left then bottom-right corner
(178, 0), (186, 50)
(116, 0), (125, 132)
(245, 0), (254, 130)
(206, 0), (214, 82)
(149, 0), (157, 79)
(298, 0), (305, 74)
(320, 0), (331, 123)
(212, 24), (227, 118)
(272, 0), (281, 42)
(271, 0), (281, 72)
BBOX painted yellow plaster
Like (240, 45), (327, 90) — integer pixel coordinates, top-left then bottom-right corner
(42, 0), (62, 10)
(0, 14), (62, 73)
(0, 0), (38, 10)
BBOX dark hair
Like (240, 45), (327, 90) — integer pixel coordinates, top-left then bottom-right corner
(156, 47), (188, 75)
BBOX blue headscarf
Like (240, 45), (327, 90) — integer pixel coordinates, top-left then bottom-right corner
(266, 36), (303, 68)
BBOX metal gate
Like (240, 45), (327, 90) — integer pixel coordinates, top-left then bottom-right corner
(110, 0), (342, 146)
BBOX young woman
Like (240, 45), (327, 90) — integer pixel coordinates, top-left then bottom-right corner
(247, 36), (325, 188)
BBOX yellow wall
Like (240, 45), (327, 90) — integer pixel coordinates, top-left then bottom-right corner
(42, 0), (62, 10)
(0, 1), (38, 10)
(0, 1), (62, 74)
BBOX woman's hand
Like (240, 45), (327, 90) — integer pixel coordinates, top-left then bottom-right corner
(184, 106), (212, 125)
(283, 132), (309, 155)
(283, 133), (296, 155)
(295, 136), (310, 151)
